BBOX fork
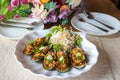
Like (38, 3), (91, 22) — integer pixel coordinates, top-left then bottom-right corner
(76, 15), (109, 32)
(4, 20), (40, 26)
(80, 0), (114, 30)
(83, 10), (115, 30)
(0, 21), (42, 30)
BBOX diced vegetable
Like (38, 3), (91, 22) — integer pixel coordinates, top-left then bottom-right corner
(46, 54), (53, 63)
(76, 52), (82, 60)
(59, 56), (65, 64)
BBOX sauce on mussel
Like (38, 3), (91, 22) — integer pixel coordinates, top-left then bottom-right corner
(56, 50), (70, 72)
(43, 51), (56, 70)
(70, 47), (87, 69)
(23, 37), (47, 55)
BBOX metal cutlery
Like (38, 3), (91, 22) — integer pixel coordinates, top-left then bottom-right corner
(0, 21), (42, 30)
(76, 15), (109, 32)
(80, 0), (114, 30)
(0, 23), (35, 30)
(83, 10), (115, 30)
(4, 20), (41, 26)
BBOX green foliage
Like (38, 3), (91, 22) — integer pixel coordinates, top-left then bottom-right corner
(0, 1), (32, 20)
(16, 4), (31, 17)
(45, 1), (57, 11)
(66, 0), (72, 4)
(61, 18), (69, 25)
(0, 0), (16, 20)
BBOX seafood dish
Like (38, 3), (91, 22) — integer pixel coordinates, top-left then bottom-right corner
(23, 26), (87, 72)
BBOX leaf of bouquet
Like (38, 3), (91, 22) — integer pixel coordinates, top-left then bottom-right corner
(0, 0), (16, 20)
(45, 1), (57, 11)
(61, 18), (69, 25)
(16, 4), (32, 17)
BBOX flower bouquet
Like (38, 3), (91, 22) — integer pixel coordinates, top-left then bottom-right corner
(0, 0), (81, 25)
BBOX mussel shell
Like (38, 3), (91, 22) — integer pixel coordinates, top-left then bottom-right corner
(42, 63), (55, 70)
(56, 67), (70, 73)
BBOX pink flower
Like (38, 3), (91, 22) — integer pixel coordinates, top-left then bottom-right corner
(20, 0), (29, 5)
(0, 14), (5, 21)
(11, 0), (20, 7)
(29, 14), (33, 18)
(7, 5), (13, 11)
(29, 0), (41, 4)
(14, 14), (21, 19)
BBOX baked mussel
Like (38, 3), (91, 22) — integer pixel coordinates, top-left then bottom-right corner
(55, 50), (70, 72)
(42, 51), (56, 70)
(23, 37), (47, 55)
(70, 47), (87, 69)
(31, 45), (49, 62)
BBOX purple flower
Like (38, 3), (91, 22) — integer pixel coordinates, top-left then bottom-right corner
(58, 10), (68, 19)
(20, 0), (29, 5)
(46, 11), (58, 23)
(0, 14), (5, 21)
(11, 0), (19, 7)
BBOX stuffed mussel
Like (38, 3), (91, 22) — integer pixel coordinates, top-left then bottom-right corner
(56, 50), (70, 72)
(31, 45), (50, 61)
(70, 47), (87, 69)
(23, 37), (47, 55)
(42, 51), (56, 70)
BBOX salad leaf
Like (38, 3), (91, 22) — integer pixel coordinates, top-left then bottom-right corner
(46, 33), (52, 38)
(53, 44), (61, 52)
(76, 37), (83, 47)
(51, 25), (63, 33)
(75, 34), (83, 47)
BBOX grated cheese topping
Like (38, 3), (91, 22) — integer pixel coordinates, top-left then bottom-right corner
(50, 30), (75, 50)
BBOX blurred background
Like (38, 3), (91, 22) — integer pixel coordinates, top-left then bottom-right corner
(112, 0), (120, 9)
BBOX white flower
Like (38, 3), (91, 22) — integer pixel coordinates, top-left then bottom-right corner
(32, 4), (48, 20)
(69, 0), (81, 9)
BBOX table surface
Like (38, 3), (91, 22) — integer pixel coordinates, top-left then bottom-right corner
(0, 0), (120, 80)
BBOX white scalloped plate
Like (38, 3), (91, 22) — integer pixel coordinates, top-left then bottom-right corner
(14, 29), (99, 78)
